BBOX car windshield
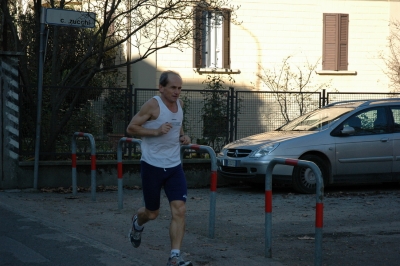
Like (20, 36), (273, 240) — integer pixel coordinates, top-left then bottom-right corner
(278, 107), (354, 131)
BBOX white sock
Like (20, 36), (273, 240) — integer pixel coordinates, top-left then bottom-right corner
(170, 249), (180, 258)
(134, 220), (143, 230)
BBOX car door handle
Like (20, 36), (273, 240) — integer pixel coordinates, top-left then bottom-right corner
(380, 138), (389, 142)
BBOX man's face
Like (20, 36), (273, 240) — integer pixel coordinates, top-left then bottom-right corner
(159, 74), (182, 102)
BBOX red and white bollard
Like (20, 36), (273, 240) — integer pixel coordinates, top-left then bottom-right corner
(71, 132), (96, 201)
(116, 137), (142, 210)
(180, 144), (217, 239)
(265, 158), (324, 266)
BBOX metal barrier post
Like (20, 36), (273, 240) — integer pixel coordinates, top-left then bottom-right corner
(265, 158), (324, 266)
(116, 137), (142, 210)
(71, 132), (96, 201)
(180, 144), (217, 239)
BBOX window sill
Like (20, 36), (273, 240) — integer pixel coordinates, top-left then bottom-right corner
(195, 68), (241, 74)
(316, 70), (357, 75)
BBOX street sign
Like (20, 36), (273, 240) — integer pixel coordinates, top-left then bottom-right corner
(45, 8), (96, 28)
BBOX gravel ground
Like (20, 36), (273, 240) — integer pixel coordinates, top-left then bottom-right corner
(1, 183), (400, 266)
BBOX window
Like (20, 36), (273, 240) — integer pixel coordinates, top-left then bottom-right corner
(390, 107), (400, 132)
(193, 8), (231, 69)
(343, 107), (389, 136)
(322, 13), (349, 71)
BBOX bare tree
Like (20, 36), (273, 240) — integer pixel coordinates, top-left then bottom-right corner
(381, 20), (400, 92)
(257, 55), (331, 123)
(0, 0), (238, 156)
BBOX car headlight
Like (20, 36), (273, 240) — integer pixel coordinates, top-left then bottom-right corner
(217, 149), (226, 157)
(251, 143), (280, 158)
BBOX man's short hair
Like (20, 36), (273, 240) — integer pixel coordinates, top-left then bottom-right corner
(159, 70), (181, 87)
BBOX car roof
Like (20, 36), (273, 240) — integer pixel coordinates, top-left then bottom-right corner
(325, 98), (400, 109)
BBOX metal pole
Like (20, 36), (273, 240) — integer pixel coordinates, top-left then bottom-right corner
(71, 135), (77, 196)
(314, 169), (324, 266)
(116, 137), (142, 210)
(33, 7), (46, 189)
(180, 144), (217, 238)
(89, 134), (96, 201)
(117, 138), (124, 210)
(229, 87), (234, 142)
(264, 159), (277, 258)
(208, 170), (217, 239)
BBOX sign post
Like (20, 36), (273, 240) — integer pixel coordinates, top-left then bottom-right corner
(33, 8), (96, 189)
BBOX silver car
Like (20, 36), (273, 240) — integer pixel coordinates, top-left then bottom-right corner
(217, 98), (400, 193)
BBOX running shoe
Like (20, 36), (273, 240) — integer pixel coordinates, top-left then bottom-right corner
(128, 215), (143, 248)
(166, 255), (193, 266)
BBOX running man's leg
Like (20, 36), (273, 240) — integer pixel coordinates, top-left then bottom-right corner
(169, 200), (186, 250)
(136, 207), (159, 225)
(129, 161), (164, 247)
(137, 161), (165, 223)
(163, 164), (188, 250)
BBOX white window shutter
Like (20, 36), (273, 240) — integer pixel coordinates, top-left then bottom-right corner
(211, 12), (223, 68)
(202, 11), (223, 68)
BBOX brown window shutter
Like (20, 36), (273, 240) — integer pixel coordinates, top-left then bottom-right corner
(322, 13), (349, 71)
(323, 13), (338, 70)
(222, 9), (231, 69)
(338, 14), (349, 70)
(193, 7), (204, 68)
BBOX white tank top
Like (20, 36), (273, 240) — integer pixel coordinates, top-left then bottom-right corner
(140, 96), (183, 168)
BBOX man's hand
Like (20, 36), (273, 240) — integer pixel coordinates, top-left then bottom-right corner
(158, 123), (173, 135)
(179, 135), (191, 145)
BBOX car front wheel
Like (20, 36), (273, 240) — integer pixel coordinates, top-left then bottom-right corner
(292, 154), (328, 194)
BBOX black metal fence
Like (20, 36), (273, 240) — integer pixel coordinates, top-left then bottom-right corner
(133, 88), (323, 151)
(234, 90), (322, 140)
(20, 86), (132, 160)
(19, 86), (400, 161)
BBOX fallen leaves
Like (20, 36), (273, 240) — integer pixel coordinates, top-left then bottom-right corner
(39, 185), (139, 194)
(298, 235), (315, 240)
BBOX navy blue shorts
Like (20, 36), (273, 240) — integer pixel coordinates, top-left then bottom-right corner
(140, 161), (188, 211)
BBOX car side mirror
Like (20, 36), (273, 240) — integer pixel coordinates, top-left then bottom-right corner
(341, 126), (356, 135)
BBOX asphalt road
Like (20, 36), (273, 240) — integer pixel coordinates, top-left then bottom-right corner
(0, 201), (149, 266)
(0, 183), (400, 266)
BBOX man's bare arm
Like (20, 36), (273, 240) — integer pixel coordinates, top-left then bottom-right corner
(126, 99), (172, 137)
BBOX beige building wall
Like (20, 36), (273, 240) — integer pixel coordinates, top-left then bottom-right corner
(146, 0), (400, 93)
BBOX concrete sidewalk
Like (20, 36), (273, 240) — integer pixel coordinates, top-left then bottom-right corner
(0, 188), (285, 266)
